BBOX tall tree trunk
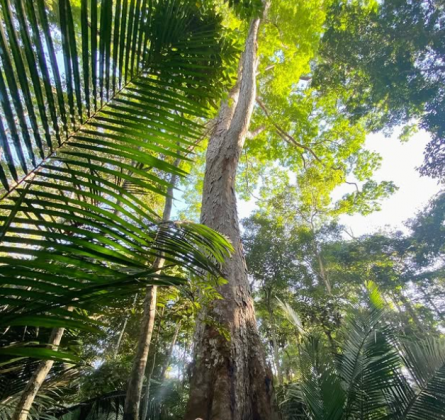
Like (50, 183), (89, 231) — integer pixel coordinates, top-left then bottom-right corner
(124, 173), (177, 420)
(140, 306), (165, 420)
(124, 286), (158, 420)
(184, 13), (275, 420)
(12, 327), (65, 420)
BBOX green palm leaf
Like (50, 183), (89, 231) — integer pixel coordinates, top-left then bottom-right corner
(299, 335), (345, 420)
(282, 284), (419, 420)
(0, 0), (235, 360)
(338, 309), (400, 420)
(390, 337), (445, 420)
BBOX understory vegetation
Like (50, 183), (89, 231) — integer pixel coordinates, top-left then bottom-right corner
(1, 0), (445, 419)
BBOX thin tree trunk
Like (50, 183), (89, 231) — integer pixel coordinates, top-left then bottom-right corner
(159, 320), (181, 380)
(270, 318), (283, 386)
(12, 328), (65, 420)
(184, 12), (276, 420)
(124, 172), (178, 420)
(140, 306), (165, 420)
(266, 291), (283, 386)
(316, 250), (332, 294)
(114, 293), (139, 358)
(124, 286), (159, 420)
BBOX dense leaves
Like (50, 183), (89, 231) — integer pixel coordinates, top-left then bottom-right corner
(313, 0), (445, 179)
(0, 0), (235, 360)
(280, 286), (445, 420)
(1, 0), (445, 418)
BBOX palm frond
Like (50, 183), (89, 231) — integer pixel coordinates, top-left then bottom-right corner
(278, 382), (306, 420)
(277, 298), (305, 336)
(50, 379), (183, 420)
(281, 284), (413, 420)
(0, 0), (235, 360)
(0, 362), (80, 420)
(299, 335), (344, 420)
(392, 337), (445, 420)
(53, 390), (126, 420)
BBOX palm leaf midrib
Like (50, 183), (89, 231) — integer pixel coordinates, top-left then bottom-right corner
(1, 77), (135, 201)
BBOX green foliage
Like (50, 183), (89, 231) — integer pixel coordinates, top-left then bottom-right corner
(243, 188), (445, 401)
(0, 362), (80, 420)
(1, 0), (443, 417)
(280, 287), (445, 420)
(53, 378), (188, 420)
(313, 0), (445, 179)
(79, 358), (132, 400)
(225, 0), (264, 19)
(0, 0), (235, 366)
(408, 191), (445, 265)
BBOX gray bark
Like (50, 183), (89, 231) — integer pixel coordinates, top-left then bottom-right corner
(12, 328), (65, 420)
(184, 13), (276, 420)
(124, 173), (177, 420)
(124, 286), (159, 420)
(140, 306), (164, 420)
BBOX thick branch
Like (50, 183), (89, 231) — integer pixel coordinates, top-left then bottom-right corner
(226, 16), (263, 146)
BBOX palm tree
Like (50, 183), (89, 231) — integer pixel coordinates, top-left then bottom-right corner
(0, 0), (235, 352)
(0, 0), (236, 417)
(280, 284), (445, 419)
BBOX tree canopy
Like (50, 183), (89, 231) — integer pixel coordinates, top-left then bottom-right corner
(1, 0), (445, 419)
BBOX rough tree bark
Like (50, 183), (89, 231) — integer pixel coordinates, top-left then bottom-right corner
(124, 173), (178, 420)
(12, 327), (65, 420)
(184, 12), (276, 420)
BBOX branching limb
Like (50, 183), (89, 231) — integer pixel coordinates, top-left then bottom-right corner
(246, 125), (266, 139)
(345, 181), (360, 193)
(256, 97), (322, 163)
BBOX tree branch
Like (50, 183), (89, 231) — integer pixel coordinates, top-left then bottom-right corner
(246, 125), (266, 139)
(345, 180), (360, 193)
(256, 97), (322, 163)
